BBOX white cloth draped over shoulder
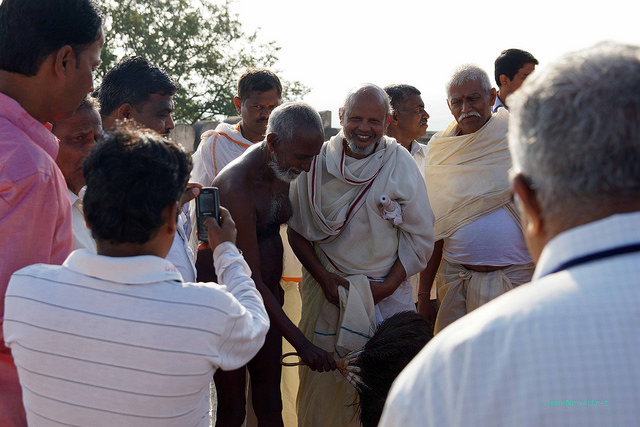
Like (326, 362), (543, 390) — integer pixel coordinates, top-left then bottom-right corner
(289, 133), (434, 280)
(425, 109), (519, 240)
(191, 122), (253, 187)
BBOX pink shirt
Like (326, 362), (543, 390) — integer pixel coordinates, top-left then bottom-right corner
(0, 91), (73, 415)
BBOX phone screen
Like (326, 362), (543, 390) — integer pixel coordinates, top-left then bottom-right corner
(195, 187), (220, 242)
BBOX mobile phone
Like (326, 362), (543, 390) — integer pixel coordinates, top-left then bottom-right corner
(195, 187), (220, 242)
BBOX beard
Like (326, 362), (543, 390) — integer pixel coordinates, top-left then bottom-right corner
(268, 154), (301, 183)
(346, 135), (379, 157)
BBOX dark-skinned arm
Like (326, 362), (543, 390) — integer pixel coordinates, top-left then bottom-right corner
(418, 239), (443, 323)
(220, 185), (336, 372)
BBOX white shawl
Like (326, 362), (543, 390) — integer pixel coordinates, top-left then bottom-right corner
(289, 133), (434, 279)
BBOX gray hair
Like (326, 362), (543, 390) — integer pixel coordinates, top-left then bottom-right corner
(342, 83), (391, 118)
(509, 42), (640, 223)
(266, 102), (324, 144)
(446, 64), (493, 98)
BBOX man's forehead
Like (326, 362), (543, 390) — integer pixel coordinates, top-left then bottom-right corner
(243, 89), (281, 104)
(348, 93), (387, 117)
(56, 109), (101, 130)
(449, 79), (485, 97)
(400, 93), (424, 109)
(143, 93), (174, 111)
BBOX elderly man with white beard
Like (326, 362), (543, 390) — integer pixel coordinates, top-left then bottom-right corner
(419, 65), (535, 334)
(211, 103), (336, 427)
(288, 83), (434, 426)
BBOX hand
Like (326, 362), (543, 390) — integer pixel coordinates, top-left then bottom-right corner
(296, 340), (337, 372)
(179, 182), (203, 209)
(417, 295), (437, 327)
(205, 207), (236, 249)
(319, 272), (350, 305)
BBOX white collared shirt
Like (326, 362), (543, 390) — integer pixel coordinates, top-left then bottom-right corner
(3, 242), (269, 427)
(165, 212), (197, 282)
(407, 140), (436, 300)
(408, 140), (428, 180)
(492, 94), (508, 113)
(68, 187), (97, 253)
(380, 211), (640, 427)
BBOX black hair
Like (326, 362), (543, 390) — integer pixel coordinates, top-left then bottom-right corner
(237, 68), (282, 101)
(384, 84), (422, 111)
(354, 311), (432, 427)
(96, 56), (179, 117)
(494, 48), (539, 87)
(83, 123), (192, 244)
(0, 0), (103, 76)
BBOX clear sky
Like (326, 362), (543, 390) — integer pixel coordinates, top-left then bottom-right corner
(232, 0), (639, 131)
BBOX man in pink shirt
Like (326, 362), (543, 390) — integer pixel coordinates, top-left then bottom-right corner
(0, 0), (104, 425)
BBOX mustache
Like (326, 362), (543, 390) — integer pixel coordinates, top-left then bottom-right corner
(458, 111), (481, 121)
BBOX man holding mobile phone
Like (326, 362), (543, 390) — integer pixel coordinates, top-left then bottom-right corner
(4, 125), (269, 426)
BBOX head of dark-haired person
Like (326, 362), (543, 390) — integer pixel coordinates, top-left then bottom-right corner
(494, 49), (538, 108)
(384, 84), (430, 148)
(234, 68), (282, 143)
(53, 96), (103, 195)
(96, 56), (179, 136)
(0, 0), (104, 123)
(83, 124), (192, 256)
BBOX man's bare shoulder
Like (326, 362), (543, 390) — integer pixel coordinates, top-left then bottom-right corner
(212, 145), (263, 196)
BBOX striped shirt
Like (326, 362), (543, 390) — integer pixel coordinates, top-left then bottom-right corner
(3, 242), (269, 426)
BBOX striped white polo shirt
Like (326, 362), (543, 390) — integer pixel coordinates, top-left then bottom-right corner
(3, 242), (269, 426)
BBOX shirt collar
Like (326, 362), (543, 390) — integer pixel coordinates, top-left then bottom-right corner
(534, 211), (640, 279)
(409, 140), (427, 158)
(0, 92), (60, 160)
(63, 249), (183, 284)
(67, 188), (80, 205)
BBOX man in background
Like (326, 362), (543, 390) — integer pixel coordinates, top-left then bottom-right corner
(421, 65), (534, 334)
(492, 48), (538, 112)
(191, 68), (282, 185)
(95, 55), (199, 282)
(380, 41), (640, 427)
(53, 97), (103, 252)
(0, 1), (103, 424)
(4, 125), (270, 426)
(383, 84), (436, 325)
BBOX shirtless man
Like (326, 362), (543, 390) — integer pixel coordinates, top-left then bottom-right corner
(211, 103), (336, 427)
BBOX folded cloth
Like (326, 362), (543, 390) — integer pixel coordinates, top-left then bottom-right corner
(313, 274), (376, 358)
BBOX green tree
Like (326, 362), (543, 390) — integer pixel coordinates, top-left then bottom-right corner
(99, 0), (308, 124)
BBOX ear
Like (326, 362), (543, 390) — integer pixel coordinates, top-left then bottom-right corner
(489, 88), (497, 106)
(266, 133), (278, 152)
(512, 174), (543, 236)
(116, 103), (133, 121)
(338, 107), (345, 126)
(499, 74), (510, 87)
(390, 111), (399, 124)
(233, 96), (242, 115)
(161, 202), (178, 236)
(54, 45), (75, 79)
